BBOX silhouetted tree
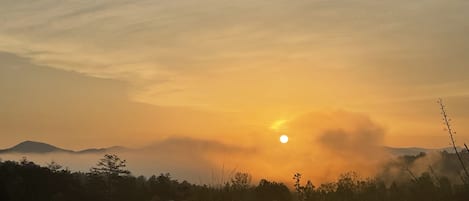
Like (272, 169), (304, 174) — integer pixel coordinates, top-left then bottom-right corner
(2, 152), (469, 201)
(231, 172), (252, 189)
(47, 160), (63, 172)
(90, 154), (130, 177)
(89, 154), (131, 201)
(255, 179), (291, 201)
(293, 173), (316, 201)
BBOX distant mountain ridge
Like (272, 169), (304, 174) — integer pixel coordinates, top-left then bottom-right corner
(0, 141), (127, 154)
(383, 146), (459, 156)
(383, 146), (431, 156)
(0, 140), (460, 156)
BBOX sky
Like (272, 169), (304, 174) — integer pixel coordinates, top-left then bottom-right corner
(1, 0), (469, 183)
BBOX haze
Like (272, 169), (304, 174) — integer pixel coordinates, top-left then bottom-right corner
(1, 0), (469, 183)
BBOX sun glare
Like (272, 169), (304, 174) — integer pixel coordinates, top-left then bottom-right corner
(270, 119), (287, 131)
(280, 134), (289, 144)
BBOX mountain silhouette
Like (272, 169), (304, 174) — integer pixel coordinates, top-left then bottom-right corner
(383, 146), (459, 156)
(77, 146), (127, 154)
(0, 140), (458, 156)
(0, 140), (127, 154)
(0, 141), (72, 153)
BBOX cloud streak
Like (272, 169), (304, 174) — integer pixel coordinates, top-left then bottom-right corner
(1, 0), (469, 110)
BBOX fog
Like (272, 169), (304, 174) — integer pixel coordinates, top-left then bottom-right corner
(0, 110), (402, 186)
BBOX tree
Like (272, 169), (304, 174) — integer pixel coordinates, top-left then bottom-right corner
(90, 154), (130, 177)
(89, 154), (131, 201)
(47, 160), (63, 172)
(293, 173), (315, 201)
(255, 179), (291, 201)
(231, 172), (252, 189)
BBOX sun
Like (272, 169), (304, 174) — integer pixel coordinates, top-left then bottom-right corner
(279, 134), (289, 144)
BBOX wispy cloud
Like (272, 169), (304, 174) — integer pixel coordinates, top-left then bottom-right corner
(2, 0), (469, 154)
(1, 0), (468, 110)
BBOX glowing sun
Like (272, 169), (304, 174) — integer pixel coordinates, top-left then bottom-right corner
(280, 134), (289, 144)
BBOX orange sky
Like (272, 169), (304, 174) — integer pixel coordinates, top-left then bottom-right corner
(1, 0), (469, 182)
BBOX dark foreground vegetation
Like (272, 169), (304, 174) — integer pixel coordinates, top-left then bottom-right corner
(2, 152), (469, 201)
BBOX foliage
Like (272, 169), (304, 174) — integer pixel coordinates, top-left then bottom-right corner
(90, 154), (130, 177)
(231, 172), (252, 189)
(293, 173), (316, 201)
(1, 153), (469, 201)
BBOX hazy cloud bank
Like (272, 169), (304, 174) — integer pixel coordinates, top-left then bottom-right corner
(0, 110), (393, 185)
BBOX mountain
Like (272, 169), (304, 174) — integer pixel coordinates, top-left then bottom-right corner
(384, 146), (461, 156)
(0, 141), (127, 154)
(0, 140), (460, 156)
(0, 141), (73, 154)
(77, 146), (128, 154)
(384, 146), (433, 156)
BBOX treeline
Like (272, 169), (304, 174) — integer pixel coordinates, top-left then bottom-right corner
(1, 153), (469, 201)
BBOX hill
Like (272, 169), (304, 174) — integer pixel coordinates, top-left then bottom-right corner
(0, 141), (126, 154)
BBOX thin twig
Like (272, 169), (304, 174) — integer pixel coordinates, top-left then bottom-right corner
(438, 98), (469, 183)
(405, 166), (418, 182)
(428, 165), (440, 186)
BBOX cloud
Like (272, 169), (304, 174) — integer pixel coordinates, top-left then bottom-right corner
(318, 128), (384, 157)
(2, 0), (469, 146)
(143, 137), (256, 155)
(0, 110), (390, 185)
(0, 52), (247, 149)
(169, 110), (393, 184)
(134, 111), (389, 184)
(1, 0), (468, 110)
